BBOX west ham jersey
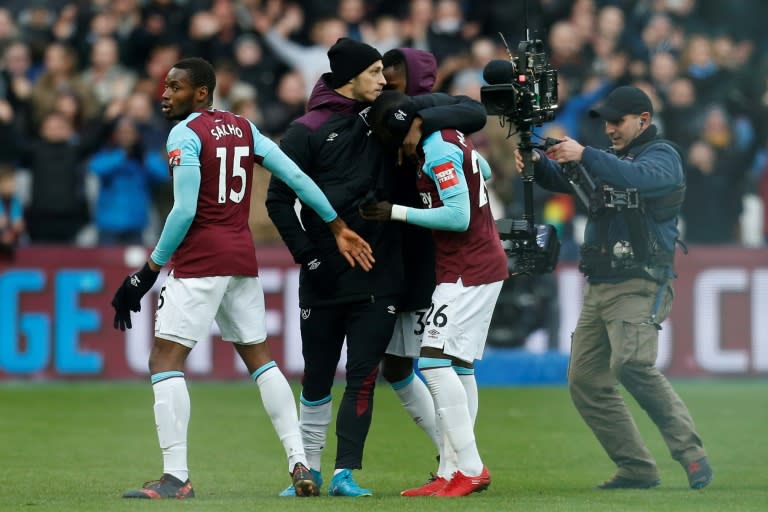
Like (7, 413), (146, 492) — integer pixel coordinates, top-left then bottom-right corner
(417, 129), (509, 286)
(166, 109), (269, 278)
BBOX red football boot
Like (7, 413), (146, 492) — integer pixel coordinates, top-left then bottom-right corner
(400, 473), (449, 496)
(433, 466), (491, 497)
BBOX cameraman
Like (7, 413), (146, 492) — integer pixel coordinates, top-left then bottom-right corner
(514, 86), (712, 490)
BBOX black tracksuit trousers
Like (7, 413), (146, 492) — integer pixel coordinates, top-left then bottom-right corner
(299, 297), (398, 470)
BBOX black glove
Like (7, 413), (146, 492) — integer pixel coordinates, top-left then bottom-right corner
(111, 262), (160, 331)
(300, 251), (348, 294)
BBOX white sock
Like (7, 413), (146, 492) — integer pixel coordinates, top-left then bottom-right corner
(152, 372), (190, 483)
(456, 368), (478, 425)
(437, 435), (458, 479)
(299, 396), (333, 471)
(253, 362), (306, 474)
(391, 372), (440, 452)
(421, 365), (483, 476)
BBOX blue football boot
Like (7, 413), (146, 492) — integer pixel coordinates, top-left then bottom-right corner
(327, 469), (372, 497)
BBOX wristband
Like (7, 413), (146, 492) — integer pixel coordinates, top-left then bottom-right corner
(391, 204), (408, 223)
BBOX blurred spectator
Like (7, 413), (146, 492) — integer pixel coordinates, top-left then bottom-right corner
(232, 34), (281, 108)
(451, 36), (496, 93)
(141, 0), (190, 44)
(184, 0), (244, 65)
(682, 105), (751, 244)
(0, 97), (19, 164)
(21, 111), (92, 243)
(0, 8), (19, 56)
(595, 4), (625, 49)
(50, 3), (79, 49)
(260, 70), (306, 137)
(367, 15), (404, 54)
(81, 36), (138, 108)
(401, 0), (432, 51)
(87, 116), (168, 245)
(260, 7), (347, 99)
(409, 0), (468, 67)
(680, 34), (729, 106)
(0, 162), (24, 261)
(212, 59), (257, 113)
(123, 90), (170, 155)
(29, 42), (98, 129)
(649, 51), (679, 99)
(121, 90), (172, 222)
(547, 20), (590, 91)
(133, 42), (181, 102)
(637, 13), (683, 60)
(337, 0), (372, 42)
(16, 1), (55, 64)
(661, 77), (699, 151)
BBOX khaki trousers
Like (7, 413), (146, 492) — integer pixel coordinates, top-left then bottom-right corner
(568, 278), (706, 480)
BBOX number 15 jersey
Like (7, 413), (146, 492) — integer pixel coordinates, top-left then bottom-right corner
(165, 109), (266, 278)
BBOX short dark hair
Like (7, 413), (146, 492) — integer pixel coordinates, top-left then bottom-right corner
(173, 57), (217, 102)
(382, 49), (405, 68)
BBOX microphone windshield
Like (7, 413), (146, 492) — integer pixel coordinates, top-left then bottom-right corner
(483, 59), (514, 85)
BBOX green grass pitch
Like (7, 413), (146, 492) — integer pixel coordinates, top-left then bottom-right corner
(0, 379), (766, 511)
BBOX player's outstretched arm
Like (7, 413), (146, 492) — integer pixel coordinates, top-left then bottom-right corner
(261, 142), (375, 270)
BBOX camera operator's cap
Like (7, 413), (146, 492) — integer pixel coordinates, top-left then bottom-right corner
(589, 86), (653, 122)
(328, 37), (382, 89)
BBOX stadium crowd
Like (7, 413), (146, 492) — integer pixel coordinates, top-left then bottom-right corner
(1, 0), (768, 252)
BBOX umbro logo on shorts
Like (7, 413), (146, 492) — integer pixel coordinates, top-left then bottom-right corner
(301, 308), (311, 319)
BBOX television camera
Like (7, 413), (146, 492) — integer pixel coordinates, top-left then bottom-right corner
(481, 32), (561, 276)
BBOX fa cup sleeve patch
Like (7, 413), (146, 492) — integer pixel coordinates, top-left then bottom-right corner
(433, 161), (459, 190)
(168, 148), (182, 167)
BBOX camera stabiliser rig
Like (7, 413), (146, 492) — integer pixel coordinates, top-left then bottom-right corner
(480, 14), (561, 276)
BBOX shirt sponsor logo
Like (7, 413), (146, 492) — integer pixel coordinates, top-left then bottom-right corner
(433, 161), (459, 190)
(168, 148), (181, 167)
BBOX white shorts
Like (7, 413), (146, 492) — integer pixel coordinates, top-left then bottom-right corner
(386, 308), (429, 358)
(420, 278), (504, 363)
(154, 273), (267, 348)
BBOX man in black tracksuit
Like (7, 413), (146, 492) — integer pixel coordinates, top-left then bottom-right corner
(266, 38), (486, 496)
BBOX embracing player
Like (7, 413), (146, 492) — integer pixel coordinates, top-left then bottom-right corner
(361, 90), (508, 497)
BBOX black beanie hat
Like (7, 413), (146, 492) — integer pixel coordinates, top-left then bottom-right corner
(328, 37), (382, 88)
